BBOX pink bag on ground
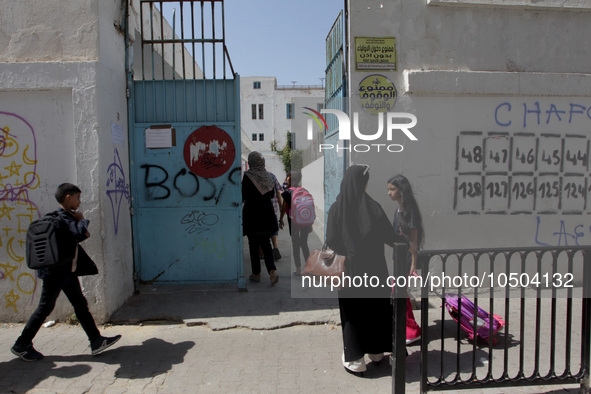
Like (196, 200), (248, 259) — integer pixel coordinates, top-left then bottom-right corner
(444, 293), (505, 345)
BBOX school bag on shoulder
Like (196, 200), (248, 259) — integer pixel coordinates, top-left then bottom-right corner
(26, 210), (77, 270)
(444, 293), (505, 345)
(289, 187), (316, 226)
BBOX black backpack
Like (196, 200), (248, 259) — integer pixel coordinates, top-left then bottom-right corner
(26, 211), (77, 270)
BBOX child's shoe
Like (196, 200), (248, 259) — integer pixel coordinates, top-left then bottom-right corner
(11, 343), (44, 361)
(91, 335), (121, 355)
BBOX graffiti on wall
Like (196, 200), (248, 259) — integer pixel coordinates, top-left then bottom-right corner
(494, 102), (591, 128)
(0, 111), (40, 313)
(181, 209), (226, 258)
(194, 236), (227, 259)
(141, 164), (241, 203)
(449, 101), (591, 247)
(454, 130), (589, 214)
(534, 216), (590, 246)
(106, 147), (130, 234)
(454, 101), (591, 214)
(181, 210), (219, 235)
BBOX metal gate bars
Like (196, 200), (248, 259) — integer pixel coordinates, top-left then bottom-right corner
(391, 244), (591, 393)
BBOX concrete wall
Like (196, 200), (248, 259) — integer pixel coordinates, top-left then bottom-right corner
(0, 0), (99, 63)
(344, 0), (591, 252)
(96, 0), (135, 320)
(0, 0), (134, 323)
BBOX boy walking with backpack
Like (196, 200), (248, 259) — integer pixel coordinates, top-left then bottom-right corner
(11, 183), (121, 361)
(279, 170), (315, 276)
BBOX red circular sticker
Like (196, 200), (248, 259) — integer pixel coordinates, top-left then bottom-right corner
(183, 126), (236, 178)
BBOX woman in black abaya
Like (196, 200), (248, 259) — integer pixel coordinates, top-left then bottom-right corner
(242, 152), (279, 285)
(326, 164), (403, 376)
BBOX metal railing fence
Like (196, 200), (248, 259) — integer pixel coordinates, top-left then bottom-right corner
(392, 244), (591, 393)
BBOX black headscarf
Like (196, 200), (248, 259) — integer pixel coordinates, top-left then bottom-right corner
(329, 165), (375, 256)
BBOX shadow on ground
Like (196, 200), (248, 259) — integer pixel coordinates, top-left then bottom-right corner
(0, 338), (193, 392)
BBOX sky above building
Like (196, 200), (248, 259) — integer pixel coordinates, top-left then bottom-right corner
(224, 0), (344, 86)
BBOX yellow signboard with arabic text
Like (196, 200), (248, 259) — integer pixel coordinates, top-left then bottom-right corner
(355, 37), (397, 71)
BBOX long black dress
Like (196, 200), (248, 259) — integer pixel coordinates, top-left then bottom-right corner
(242, 174), (278, 275)
(242, 174), (278, 236)
(326, 166), (401, 362)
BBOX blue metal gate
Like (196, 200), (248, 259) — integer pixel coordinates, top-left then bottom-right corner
(324, 10), (347, 214)
(127, 1), (243, 287)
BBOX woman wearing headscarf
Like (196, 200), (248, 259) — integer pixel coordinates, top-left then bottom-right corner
(242, 152), (279, 285)
(326, 164), (403, 376)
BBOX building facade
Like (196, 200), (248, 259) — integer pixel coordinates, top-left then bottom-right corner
(240, 76), (325, 182)
(341, 0), (591, 251)
(0, 0), (139, 322)
(0, 0), (211, 322)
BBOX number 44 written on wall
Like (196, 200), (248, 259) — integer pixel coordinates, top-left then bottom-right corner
(454, 131), (590, 214)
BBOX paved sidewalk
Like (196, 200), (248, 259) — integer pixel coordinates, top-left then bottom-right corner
(1, 229), (585, 393)
(0, 320), (582, 393)
(1, 322), (396, 393)
(109, 224), (337, 331)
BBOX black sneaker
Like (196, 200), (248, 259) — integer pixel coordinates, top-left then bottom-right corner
(91, 335), (121, 355)
(11, 343), (44, 361)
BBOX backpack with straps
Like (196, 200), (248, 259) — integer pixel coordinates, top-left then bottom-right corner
(289, 187), (316, 226)
(26, 211), (77, 270)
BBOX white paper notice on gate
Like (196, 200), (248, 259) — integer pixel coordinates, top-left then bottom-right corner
(145, 128), (174, 148)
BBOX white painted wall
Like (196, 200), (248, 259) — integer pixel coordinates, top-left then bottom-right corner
(302, 156), (325, 237)
(96, 0), (135, 318)
(240, 76), (324, 183)
(344, 0), (591, 254)
(0, 0), (135, 323)
(241, 77), (277, 150)
(0, 0), (99, 63)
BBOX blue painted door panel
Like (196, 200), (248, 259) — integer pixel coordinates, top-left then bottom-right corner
(134, 80), (237, 124)
(132, 122), (242, 283)
(136, 208), (240, 283)
(133, 123), (241, 207)
(130, 79), (243, 285)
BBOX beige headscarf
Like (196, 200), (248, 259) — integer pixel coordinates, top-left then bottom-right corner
(245, 151), (274, 195)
